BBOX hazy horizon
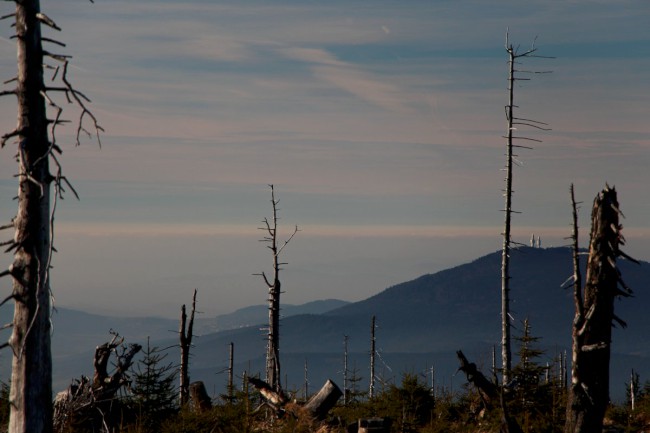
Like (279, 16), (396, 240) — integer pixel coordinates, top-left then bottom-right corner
(1, 0), (649, 319)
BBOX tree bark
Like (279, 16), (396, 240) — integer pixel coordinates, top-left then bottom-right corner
(304, 380), (342, 420)
(9, 2), (53, 432)
(565, 186), (627, 433)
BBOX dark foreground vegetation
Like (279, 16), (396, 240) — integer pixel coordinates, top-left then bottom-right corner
(1, 330), (648, 433)
(1, 371), (648, 433)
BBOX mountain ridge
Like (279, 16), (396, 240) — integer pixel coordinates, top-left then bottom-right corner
(2, 246), (645, 402)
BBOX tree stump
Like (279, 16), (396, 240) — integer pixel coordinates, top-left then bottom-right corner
(189, 381), (212, 412)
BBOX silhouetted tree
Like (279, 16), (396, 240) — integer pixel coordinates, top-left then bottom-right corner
(565, 186), (636, 433)
(255, 184), (298, 394)
(0, 2), (101, 432)
(131, 337), (177, 431)
(500, 33), (551, 384)
(179, 289), (197, 406)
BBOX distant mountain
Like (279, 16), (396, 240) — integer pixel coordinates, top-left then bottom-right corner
(195, 298), (350, 334)
(0, 299), (348, 391)
(168, 247), (650, 401)
(3, 247), (647, 401)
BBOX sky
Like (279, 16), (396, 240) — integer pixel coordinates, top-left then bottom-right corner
(0, 0), (649, 318)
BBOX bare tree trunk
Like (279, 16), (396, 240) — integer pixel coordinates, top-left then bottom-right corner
(565, 186), (632, 433)
(6, 3), (52, 432)
(179, 289), (197, 406)
(500, 35), (551, 385)
(343, 335), (349, 405)
(257, 185), (298, 394)
(500, 43), (516, 385)
(227, 341), (234, 402)
(369, 315), (376, 399)
(1, 4), (100, 432)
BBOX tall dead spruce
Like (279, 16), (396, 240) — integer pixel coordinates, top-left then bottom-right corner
(0, 2), (101, 432)
(256, 184), (298, 394)
(500, 33), (551, 384)
(564, 185), (636, 433)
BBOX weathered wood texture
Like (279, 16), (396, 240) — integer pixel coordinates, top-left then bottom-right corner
(565, 186), (630, 433)
(304, 380), (343, 420)
(8, 2), (53, 432)
(53, 336), (141, 432)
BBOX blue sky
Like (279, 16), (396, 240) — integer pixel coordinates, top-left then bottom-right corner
(1, 0), (649, 317)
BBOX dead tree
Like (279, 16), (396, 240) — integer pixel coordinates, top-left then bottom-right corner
(564, 186), (635, 433)
(369, 315), (376, 399)
(179, 288), (197, 406)
(343, 335), (349, 405)
(255, 184), (298, 394)
(248, 376), (287, 416)
(303, 379), (342, 420)
(500, 33), (552, 384)
(227, 341), (235, 402)
(189, 381), (213, 412)
(456, 350), (498, 408)
(456, 350), (523, 433)
(0, 2), (101, 432)
(53, 332), (141, 433)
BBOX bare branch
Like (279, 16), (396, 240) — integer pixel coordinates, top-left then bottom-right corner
(0, 292), (15, 308)
(43, 51), (72, 62)
(276, 225), (300, 256)
(42, 37), (66, 48)
(36, 12), (61, 31)
(0, 89), (16, 97)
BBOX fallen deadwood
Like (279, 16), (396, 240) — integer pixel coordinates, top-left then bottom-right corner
(304, 379), (343, 420)
(248, 376), (287, 413)
(456, 350), (523, 433)
(456, 350), (498, 408)
(248, 376), (342, 423)
(53, 332), (142, 433)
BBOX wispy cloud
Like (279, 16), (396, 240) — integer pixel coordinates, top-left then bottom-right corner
(279, 46), (417, 113)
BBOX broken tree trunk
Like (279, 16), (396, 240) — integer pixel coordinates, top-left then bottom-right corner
(248, 376), (287, 408)
(565, 186), (632, 433)
(53, 334), (142, 433)
(456, 350), (498, 407)
(179, 289), (197, 406)
(304, 380), (343, 420)
(189, 381), (213, 412)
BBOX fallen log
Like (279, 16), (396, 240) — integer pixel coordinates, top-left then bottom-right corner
(304, 380), (343, 420)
